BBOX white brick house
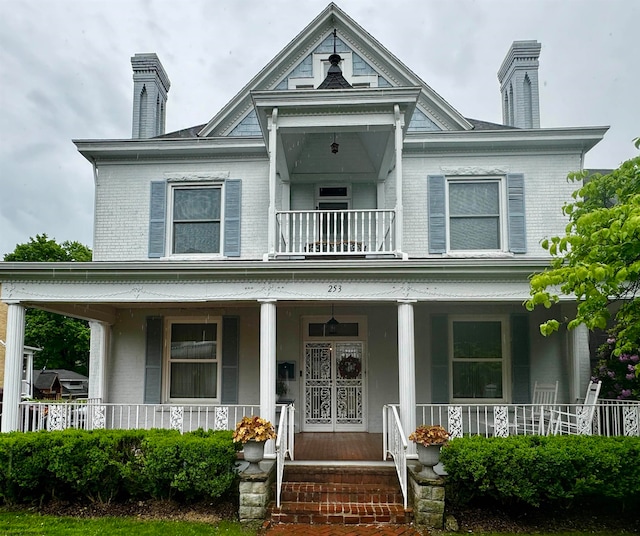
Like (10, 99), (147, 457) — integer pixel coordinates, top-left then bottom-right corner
(1, 3), (608, 447)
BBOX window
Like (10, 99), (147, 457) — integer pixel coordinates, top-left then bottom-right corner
(450, 317), (508, 401)
(427, 174), (526, 255)
(448, 180), (502, 250)
(148, 179), (241, 259)
(171, 186), (222, 254)
(166, 319), (221, 401)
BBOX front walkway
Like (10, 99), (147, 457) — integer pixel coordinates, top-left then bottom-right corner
(263, 523), (424, 535)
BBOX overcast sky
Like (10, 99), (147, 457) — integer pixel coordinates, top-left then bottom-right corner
(1, 0), (638, 258)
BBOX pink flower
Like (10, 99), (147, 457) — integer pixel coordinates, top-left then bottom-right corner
(630, 355), (639, 363)
(626, 373), (636, 380)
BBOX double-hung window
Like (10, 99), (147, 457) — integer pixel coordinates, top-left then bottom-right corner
(450, 316), (509, 401)
(172, 186), (222, 255)
(148, 178), (241, 259)
(428, 173), (526, 254)
(448, 180), (502, 250)
(166, 318), (221, 402)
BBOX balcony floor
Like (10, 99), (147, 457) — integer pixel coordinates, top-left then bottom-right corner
(293, 432), (383, 461)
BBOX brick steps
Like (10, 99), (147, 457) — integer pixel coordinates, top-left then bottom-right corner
(280, 481), (404, 504)
(268, 465), (411, 526)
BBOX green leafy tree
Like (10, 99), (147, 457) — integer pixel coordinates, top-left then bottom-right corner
(525, 141), (640, 375)
(4, 234), (92, 375)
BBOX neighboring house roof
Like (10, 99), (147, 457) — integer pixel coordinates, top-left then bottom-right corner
(33, 369), (88, 397)
(33, 370), (61, 391)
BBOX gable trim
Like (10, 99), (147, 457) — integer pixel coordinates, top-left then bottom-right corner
(198, 3), (471, 138)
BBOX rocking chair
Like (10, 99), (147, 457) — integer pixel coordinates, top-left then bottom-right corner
(549, 380), (602, 435)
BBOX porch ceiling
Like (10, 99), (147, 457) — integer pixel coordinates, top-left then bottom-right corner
(282, 130), (390, 179)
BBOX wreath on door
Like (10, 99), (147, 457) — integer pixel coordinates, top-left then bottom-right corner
(338, 355), (361, 379)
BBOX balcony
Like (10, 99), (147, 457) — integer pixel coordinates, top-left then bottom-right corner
(275, 209), (396, 257)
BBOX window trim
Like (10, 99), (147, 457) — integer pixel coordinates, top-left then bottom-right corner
(168, 182), (225, 259)
(163, 316), (223, 404)
(448, 315), (511, 403)
(445, 176), (507, 253)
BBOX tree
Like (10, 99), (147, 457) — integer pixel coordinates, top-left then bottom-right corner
(525, 141), (640, 389)
(4, 234), (92, 375)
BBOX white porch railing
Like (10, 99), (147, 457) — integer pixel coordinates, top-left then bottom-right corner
(275, 403), (295, 508)
(18, 401), (261, 433)
(382, 404), (408, 508)
(275, 209), (396, 256)
(410, 402), (640, 438)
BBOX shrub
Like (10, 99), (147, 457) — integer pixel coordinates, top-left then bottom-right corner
(592, 336), (640, 400)
(0, 429), (239, 505)
(440, 435), (640, 509)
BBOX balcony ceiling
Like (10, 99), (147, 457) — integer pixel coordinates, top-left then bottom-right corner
(281, 130), (391, 181)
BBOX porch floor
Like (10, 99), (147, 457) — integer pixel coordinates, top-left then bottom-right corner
(293, 432), (383, 461)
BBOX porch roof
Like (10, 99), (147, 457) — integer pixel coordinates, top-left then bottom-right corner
(0, 257), (552, 282)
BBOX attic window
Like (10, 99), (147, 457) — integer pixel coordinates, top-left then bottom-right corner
(352, 82), (370, 88)
(296, 84), (314, 89)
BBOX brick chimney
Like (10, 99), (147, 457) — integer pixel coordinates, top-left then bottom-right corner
(131, 53), (171, 139)
(497, 41), (541, 128)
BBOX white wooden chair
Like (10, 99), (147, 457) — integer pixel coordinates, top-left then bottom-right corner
(549, 380), (602, 435)
(512, 381), (559, 434)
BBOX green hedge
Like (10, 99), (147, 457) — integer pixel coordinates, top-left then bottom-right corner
(440, 435), (640, 508)
(0, 429), (240, 505)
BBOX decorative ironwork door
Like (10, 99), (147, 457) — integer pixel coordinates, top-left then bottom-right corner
(303, 341), (365, 431)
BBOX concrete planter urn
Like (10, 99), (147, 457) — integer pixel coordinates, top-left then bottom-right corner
(409, 425), (449, 479)
(416, 443), (442, 479)
(242, 439), (266, 474)
(233, 416), (277, 475)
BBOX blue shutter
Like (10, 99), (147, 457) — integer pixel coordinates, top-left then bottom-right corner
(148, 181), (167, 258)
(507, 173), (526, 253)
(431, 315), (449, 403)
(144, 317), (163, 404)
(224, 179), (242, 257)
(221, 316), (240, 404)
(511, 314), (531, 403)
(428, 175), (446, 254)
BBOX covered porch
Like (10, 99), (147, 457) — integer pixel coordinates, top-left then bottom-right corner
(0, 258), (609, 447)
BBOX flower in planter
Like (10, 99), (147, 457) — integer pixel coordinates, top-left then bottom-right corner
(232, 416), (277, 444)
(409, 425), (450, 447)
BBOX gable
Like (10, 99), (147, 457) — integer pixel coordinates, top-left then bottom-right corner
(201, 3), (471, 139)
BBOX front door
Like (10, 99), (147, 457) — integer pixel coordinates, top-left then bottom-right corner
(303, 341), (366, 431)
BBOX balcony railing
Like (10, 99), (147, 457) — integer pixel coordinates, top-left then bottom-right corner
(275, 209), (396, 256)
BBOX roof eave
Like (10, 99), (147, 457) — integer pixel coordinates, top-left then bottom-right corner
(404, 126), (609, 153)
(73, 137), (267, 161)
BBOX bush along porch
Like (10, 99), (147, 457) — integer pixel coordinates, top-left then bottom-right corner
(1, 430), (639, 531)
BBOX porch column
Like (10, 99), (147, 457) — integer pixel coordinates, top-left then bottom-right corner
(88, 321), (110, 401)
(568, 324), (590, 402)
(266, 108), (278, 259)
(1, 303), (26, 432)
(394, 104), (404, 255)
(259, 299), (277, 458)
(398, 299), (417, 457)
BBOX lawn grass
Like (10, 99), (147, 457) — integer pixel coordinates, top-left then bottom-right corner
(0, 511), (256, 535)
